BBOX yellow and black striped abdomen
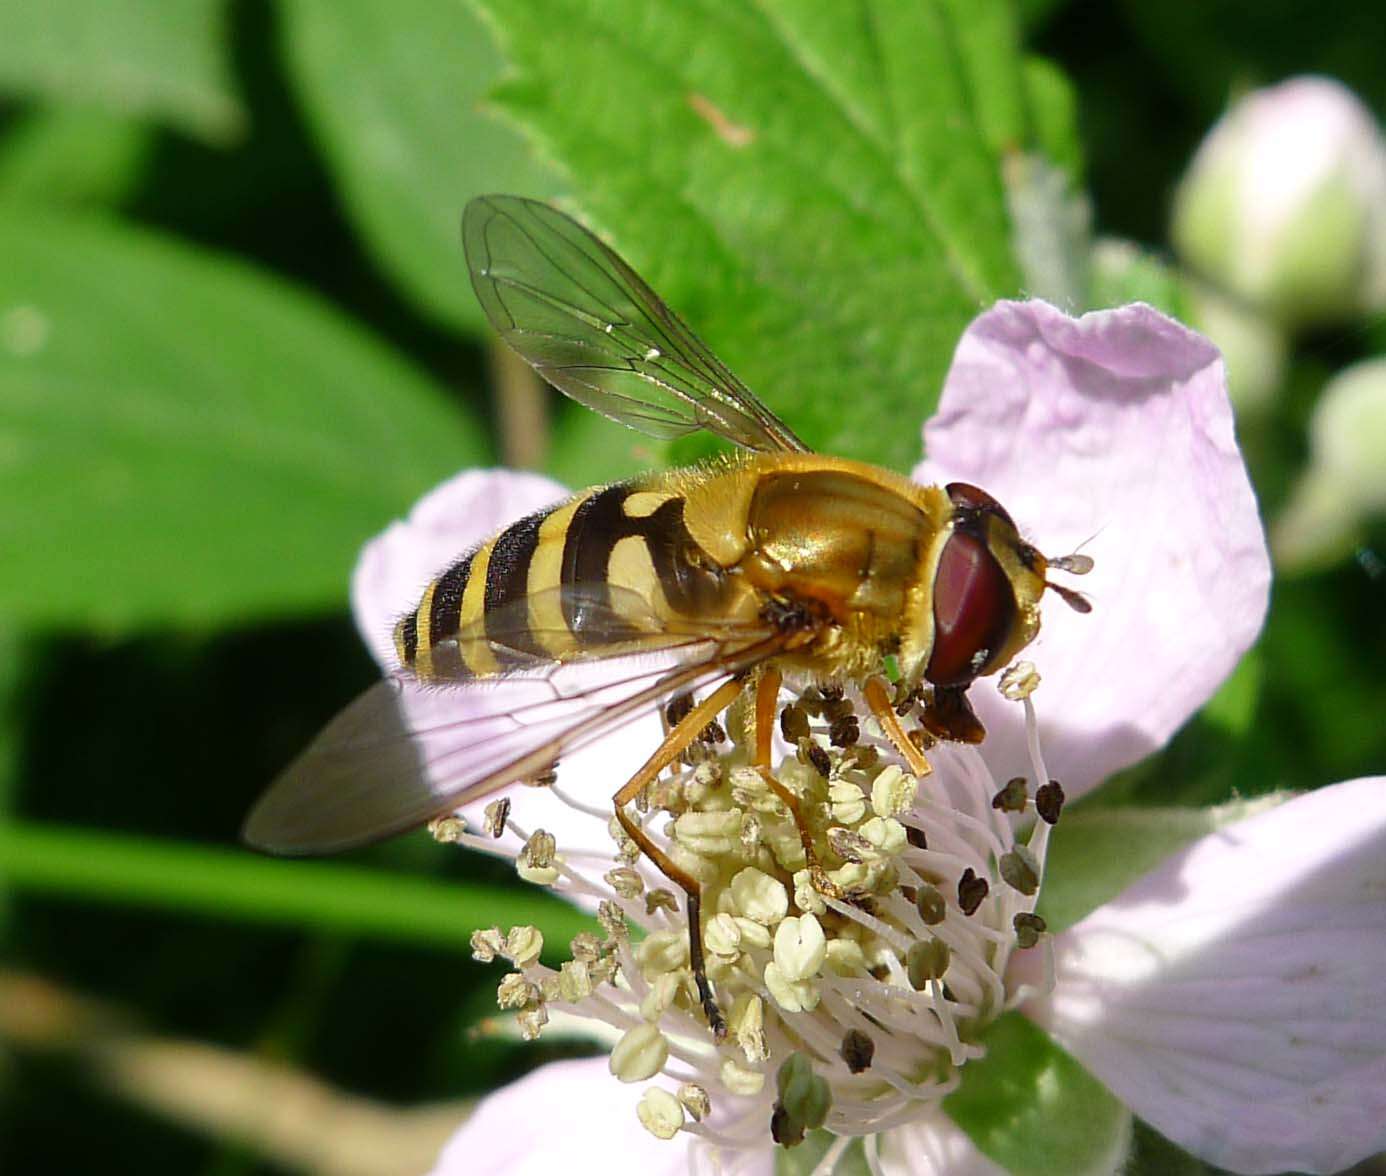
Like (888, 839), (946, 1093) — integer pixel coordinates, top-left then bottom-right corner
(393, 476), (751, 682)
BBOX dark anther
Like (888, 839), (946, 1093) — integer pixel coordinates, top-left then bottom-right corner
(490, 796), (511, 838)
(820, 697), (853, 723)
(991, 776), (1028, 812)
(699, 719), (726, 744)
(1036, 780), (1065, 825)
(957, 867), (989, 915)
(770, 1105), (801, 1148)
(806, 742), (832, 778)
(839, 1029), (875, 1074)
(819, 684), (844, 702)
(828, 714), (859, 747)
(780, 704), (810, 742)
(847, 744), (879, 771)
(1014, 911), (1048, 949)
(665, 693), (694, 726)
(905, 825), (928, 850)
(907, 727), (934, 753)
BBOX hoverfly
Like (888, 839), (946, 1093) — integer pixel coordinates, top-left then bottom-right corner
(245, 195), (1092, 1038)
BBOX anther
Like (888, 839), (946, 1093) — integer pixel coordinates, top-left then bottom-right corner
(805, 742), (832, 778)
(999, 661), (1041, 701)
(957, 867), (989, 915)
(999, 845), (1040, 896)
(914, 883), (946, 925)
(906, 938), (951, 988)
(1036, 779), (1066, 824)
(700, 719), (727, 744)
(828, 714), (860, 747)
(1014, 911), (1048, 948)
(483, 797), (510, 838)
(991, 776), (1029, 812)
(428, 815), (466, 843)
(839, 1029), (875, 1073)
(645, 888), (679, 915)
(780, 704), (810, 742)
(666, 693), (694, 726)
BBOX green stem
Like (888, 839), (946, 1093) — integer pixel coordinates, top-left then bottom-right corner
(0, 820), (590, 956)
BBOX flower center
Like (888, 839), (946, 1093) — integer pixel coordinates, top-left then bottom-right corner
(453, 664), (1060, 1152)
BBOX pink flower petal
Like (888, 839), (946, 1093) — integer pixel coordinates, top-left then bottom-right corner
(428, 1057), (773, 1176)
(1026, 777), (1386, 1174)
(915, 301), (1269, 797)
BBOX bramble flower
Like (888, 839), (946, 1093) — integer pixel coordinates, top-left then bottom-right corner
(354, 302), (1386, 1174)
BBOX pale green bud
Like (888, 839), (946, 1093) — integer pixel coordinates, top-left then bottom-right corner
(1172, 77), (1386, 328)
(1273, 358), (1386, 571)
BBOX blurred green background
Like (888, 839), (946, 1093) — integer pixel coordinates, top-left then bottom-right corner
(1, 1), (1383, 1172)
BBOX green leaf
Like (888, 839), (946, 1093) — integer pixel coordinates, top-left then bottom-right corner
(1022, 56), (1084, 183)
(283, 0), (556, 333)
(945, 1012), (1131, 1176)
(0, 209), (487, 630)
(0, 0), (243, 144)
(1038, 794), (1289, 933)
(0, 106), (154, 208)
(0, 819), (590, 957)
(474, 0), (1059, 471)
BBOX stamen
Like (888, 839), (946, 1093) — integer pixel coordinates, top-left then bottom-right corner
(452, 673), (1061, 1156)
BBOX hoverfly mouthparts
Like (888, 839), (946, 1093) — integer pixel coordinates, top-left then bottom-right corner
(246, 194), (1096, 1044)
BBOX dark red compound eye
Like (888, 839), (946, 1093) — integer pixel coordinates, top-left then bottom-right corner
(926, 529), (1017, 687)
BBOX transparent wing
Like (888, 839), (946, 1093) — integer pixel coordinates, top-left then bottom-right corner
(424, 583), (756, 678)
(243, 629), (790, 855)
(464, 194), (809, 454)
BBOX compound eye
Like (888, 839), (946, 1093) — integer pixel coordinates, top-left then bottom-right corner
(926, 529), (1017, 687)
(946, 482), (1015, 527)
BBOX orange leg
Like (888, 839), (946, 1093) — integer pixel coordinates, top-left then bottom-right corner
(612, 676), (744, 1040)
(751, 670), (844, 899)
(864, 677), (933, 777)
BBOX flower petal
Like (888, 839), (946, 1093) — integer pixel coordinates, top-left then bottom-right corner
(874, 1112), (1010, 1176)
(1025, 777), (1386, 1174)
(428, 1057), (772, 1176)
(915, 300), (1269, 797)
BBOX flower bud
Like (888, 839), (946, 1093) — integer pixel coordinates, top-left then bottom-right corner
(1272, 357), (1386, 571)
(1172, 76), (1386, 327)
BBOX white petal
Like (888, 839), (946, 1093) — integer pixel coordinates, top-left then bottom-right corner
(1028, 777), (1386, 1174)
(915, 300), (1269, 797)
(874, 1112), (1010, 1176)
(428, 1057), (772, 1176)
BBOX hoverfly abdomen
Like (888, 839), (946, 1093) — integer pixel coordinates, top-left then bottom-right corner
(395, 477), (760, 685)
